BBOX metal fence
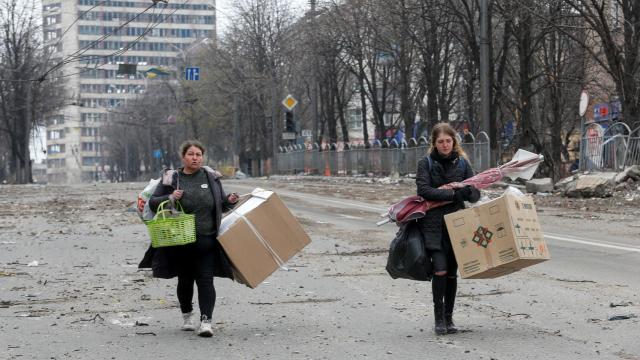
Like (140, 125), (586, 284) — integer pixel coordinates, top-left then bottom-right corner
(625, 127), (640, 168)
(276, 132), (491, 176)
(579, 122), (640, 171)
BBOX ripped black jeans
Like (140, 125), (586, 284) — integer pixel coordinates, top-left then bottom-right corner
(429, 234), (458, 315)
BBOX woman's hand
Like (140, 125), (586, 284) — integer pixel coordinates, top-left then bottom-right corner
(170, 189), (184, 201)
(453, 185), (474, 203)
(227, 192), (239, 204)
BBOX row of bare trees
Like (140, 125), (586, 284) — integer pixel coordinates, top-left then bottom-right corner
(101, 0), (640, 181)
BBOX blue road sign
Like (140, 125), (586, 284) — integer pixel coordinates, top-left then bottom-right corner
(185, 67), (200, 81)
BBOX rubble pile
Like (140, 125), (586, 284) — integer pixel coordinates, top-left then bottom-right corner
(515, 165), (640, 215)
(552, 165), (640, 200)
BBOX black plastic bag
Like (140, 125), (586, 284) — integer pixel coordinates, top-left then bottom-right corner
(386, 221), (433, 281)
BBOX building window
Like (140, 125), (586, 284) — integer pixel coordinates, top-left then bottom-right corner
(82, 156), (101, 166)
(47, 115), (65, 125)
(47, 43), (62, 53)
(45, 29), (61, 40)
(347, 109), (363, 130)
(108, 98), (121, 107)
(79, 11), (213, 25)
(47, 144), (66, 154)
(81, 142), (102, 152)
(79, 40), (196, 52)
(45, 15), (60, 25)
(81, 113), (107, 122)
(81, 127), (100, 137)
(383, 113), (394, 127)
(47, 130), (65, 140)
(78, 0), (211, 11)
(43, 3), (61, 11)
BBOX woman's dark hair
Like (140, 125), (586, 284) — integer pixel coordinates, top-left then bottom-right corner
(179, 140), (205, 157)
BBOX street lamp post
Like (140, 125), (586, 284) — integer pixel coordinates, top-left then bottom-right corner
(480, 0), (493, 166)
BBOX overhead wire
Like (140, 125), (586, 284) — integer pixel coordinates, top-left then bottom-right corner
(43, 0), (110, 64)
(1, 0), (190, 83)
(63, 1), (164, 64)
(65, 4), (165, 71)
(55, 1), (183, 79)
(40, 1), (160, 81)
(0, 0), (152, 82)
(55, 1), (183, 81)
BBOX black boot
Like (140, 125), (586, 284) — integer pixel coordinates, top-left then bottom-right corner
(434, 306), (446, 335)
(432, 275), (447, 335)
(444, 277), (458, 334)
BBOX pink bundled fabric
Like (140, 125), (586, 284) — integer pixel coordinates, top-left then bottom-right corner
(382, 155), (542, 225)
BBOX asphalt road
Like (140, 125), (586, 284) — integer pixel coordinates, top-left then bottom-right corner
(226, 182), (640, 358)
(1, 181), (639, 360)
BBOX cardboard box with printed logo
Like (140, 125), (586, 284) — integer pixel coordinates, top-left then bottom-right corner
(444, 192), (550, 279)
(218, 189), (311, 288)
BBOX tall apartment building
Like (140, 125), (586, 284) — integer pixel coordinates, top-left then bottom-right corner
(42, 0), (215, 183)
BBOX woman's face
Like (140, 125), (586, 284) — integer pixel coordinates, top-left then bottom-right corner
(182, 146), (203, 173)
(435, 133), (454, 157)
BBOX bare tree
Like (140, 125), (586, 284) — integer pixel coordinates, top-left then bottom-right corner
(102, 79), (183, 181)
(445, 0), (510, 162)
(412, 0), (463, 129)
(445, 0), (483, 132)
(312, 6), (354, 144)
(0, 0), (64, 183)
(372, 0), (423, 139)
(538, 0), (586, 180)
(562, 0), (640, 129)
(180, 0), (296, 176)
(332, 0), (396, 142)
(228, 0), (294, 172)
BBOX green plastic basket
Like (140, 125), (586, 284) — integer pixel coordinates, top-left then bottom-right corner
(145, 200), (196, 248)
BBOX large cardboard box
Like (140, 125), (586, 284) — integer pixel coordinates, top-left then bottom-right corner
(444, 193), (550, 279)
(218, 190), (311, 288)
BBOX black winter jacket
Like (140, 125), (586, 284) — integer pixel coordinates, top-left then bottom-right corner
(138, 167), (235, 279)
(415, 151), (480, 250)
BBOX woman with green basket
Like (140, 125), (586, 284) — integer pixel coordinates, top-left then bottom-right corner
(138, 140), (239, 338)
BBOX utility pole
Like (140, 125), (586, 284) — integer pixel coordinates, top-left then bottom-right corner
(310, 0), (319, 144)
(24, 82), (33, 183)
(233, 97), (240, 169)
(271, 83), (278, 176)
(270, 113), (277, 175)
(479, 0), (493, 166)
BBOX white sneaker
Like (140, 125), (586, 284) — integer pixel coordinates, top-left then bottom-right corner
(197, 315), (213, 337)
(181, 312), (196, 331)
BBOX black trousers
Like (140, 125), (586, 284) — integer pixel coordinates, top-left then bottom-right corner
(176, 234), (216, 319)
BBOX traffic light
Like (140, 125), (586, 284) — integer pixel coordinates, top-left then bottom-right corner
(285, 111), (294, 132)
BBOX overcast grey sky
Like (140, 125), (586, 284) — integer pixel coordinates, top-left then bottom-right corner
(215, 0), (309, 36)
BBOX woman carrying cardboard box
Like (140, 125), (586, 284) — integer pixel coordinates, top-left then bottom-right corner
(416, 123), (480, 335)
(139, 140), (239, 337)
